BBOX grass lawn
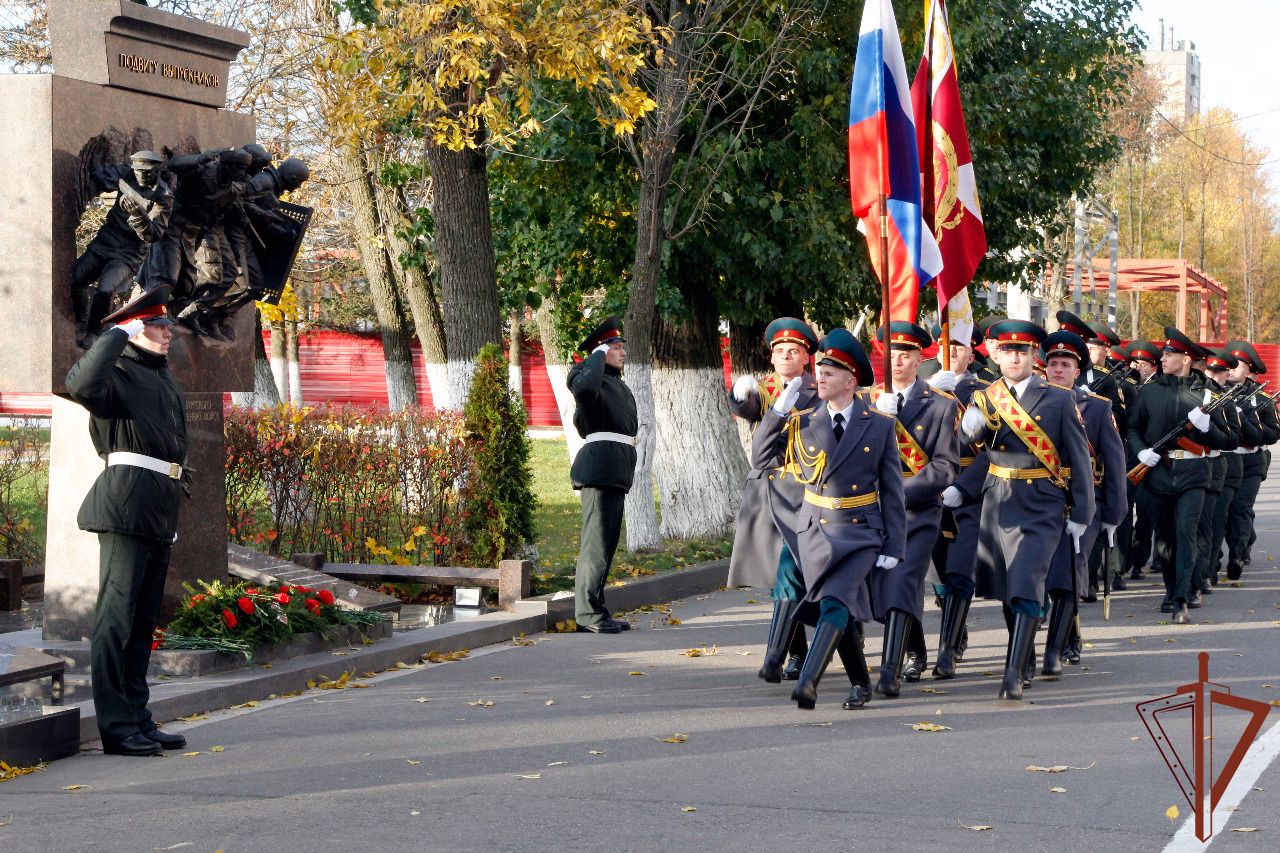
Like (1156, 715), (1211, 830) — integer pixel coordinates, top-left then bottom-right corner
(528, 438), (732, 596)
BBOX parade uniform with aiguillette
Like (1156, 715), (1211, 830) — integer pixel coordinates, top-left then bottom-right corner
(867, 323), (958, 697)
(751, 330), (905, 710)
(962, 320), (1093, 700)
(1040, 332), (1127, 678)
(65, 287), (191, 756)
(1224, 341), (1279, 580)
(1126, 329), (1233, 624)
(728, 318), (821, 683)
(567, 317), (638, 634)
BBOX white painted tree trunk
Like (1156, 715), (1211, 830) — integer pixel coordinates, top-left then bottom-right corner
(269, 319), (287, 403)
(622, 362), (662, 551)
(653, 366), (746, 539)
(286, 321), (302, 405)
(447, 359), (477, 409)
(543, 363), (584, 463)
(425, 362), (452, 411)
(386, 360), (417, 412)
(229, 356), (282, 409)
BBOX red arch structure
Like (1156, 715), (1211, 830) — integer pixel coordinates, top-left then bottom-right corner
(1058, 259), (1229, 341)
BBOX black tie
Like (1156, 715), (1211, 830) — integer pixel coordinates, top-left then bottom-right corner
(1009, 383), (1019, 402)
(897, 392), (905, 411)
(833, 412), (845, 443)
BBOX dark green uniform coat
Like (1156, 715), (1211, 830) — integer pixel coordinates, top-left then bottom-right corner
(567, 351), (638, 492)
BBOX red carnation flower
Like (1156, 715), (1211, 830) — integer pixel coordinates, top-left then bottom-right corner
(246, 587), (259, 595)
(237, 596), (254, 614)
(305, 598), (321, 614)
(274, 592), (291, 605)
(222, 609), (237, 628)
(317, 589), (335, 606)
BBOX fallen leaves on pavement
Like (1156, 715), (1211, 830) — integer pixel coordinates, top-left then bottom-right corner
(957, 820), (992, 831)
(177, 713), (208, 722)
(679, 646), (718, 658)
(629, 671), (648, 677)
(657, 734), (689, 744)
(906, 722), (952, 732)
(422, 650), (470, 663)
(468, 700), (494, 708)
(514, 773), (541, 780)
(62, 785), (89, 791)
(1166, 805), (1180, 822)
(0, 761), (45, 783)
(681, 807), (697, 813)
(1026, 762), (1095, 773)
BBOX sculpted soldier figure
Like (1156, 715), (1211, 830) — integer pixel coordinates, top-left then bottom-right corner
(726, 318), (820, 683)
(960, 320), (1093, 700)
(568, 317), (638, 634)
(72, 150), (173, 348)
(752, 329), (905, 710)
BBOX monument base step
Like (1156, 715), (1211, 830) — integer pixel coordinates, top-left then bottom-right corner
(0, 705), (79, 766)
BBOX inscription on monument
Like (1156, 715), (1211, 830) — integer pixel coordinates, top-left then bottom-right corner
(104, 34), (230, 108)
(117, 53), (221, 89)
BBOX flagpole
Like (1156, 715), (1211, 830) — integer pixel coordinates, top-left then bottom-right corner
(880, 192), (891, 387)
(940, 303), (951, 371)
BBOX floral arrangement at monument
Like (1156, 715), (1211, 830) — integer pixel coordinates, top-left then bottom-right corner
(157, 579), (387, 658)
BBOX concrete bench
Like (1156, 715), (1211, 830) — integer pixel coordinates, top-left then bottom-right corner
(0, 646), (65, 705)
(291, 554), (532, 611)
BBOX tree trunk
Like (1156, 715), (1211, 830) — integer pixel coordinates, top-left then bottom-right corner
(728, 318), (771, 376)
(651, 260), (746, 540)
(230, 312), (282, 409)
(286, 319), (302, 405)
(269, 316), (287, 403)
(508, 311), (522, 395)
(337, 141), (418, 411)
(425, 141), (501, 406)
(535, 299), (586, 465)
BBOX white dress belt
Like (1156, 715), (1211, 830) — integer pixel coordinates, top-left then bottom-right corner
(107, 451), (183, 479)
(1233, 446), (1260, 454)
(583, 431), (637, 446)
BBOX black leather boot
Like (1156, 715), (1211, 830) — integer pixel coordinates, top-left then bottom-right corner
(792, 622), (842, 710)
(874, 610), (909, 698)
(999, 612), (1037, 700)
(1041, 594), (1074, 679)
(902, 615), (927, 682)
(782, 624), (807, 681)
(1022, 618), (1041, 686)
(836, 623), (871, 709)
(932, 594), (970, 679)
(758, 599), (799, 683)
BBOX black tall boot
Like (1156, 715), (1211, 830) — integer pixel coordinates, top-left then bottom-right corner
(999, 612), (1037, 700)
(83, 291), (115, 346)
(903, 615), (927, 682)
(1041, 593), (1075, 679)
(836, 622), (871, 709)
(792, 621), (842, 710)
(782, 624), (807, 681)
(874, 609), (909, 698)
(758, 599), (800, 683)
(932, 594), (970, 679)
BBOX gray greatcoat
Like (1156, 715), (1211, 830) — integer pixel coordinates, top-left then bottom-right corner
(937, 373), (988, 584)
(752, 398), (906, 623)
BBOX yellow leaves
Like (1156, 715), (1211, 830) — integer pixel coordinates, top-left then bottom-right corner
(177, 713), (209, 722)
(422, 649), (470, 663)
(511, 634), (536, 646)
(414, 697), (431, 703)
(1026, 762), (1095, 773)
(211, 746), (225, 753)
(680, 806), (697, 813)
(628, 671), (648, 677)
(406, 760), (421, 766)
(514, 773), (542, 780)
(1049, 787), (1067, 794)
(658, 733), (689, 744)
(1166, 805), (1180, 822)
(665, 616), (683, 626)
(229, 700), (261, 709)
(679, 645), (717, 657)
(0, 761), (45, 783)
(182, 752), (203, 758)
(62, 785), (90, 791)
(468, 699), (495, 708)
(551, 620), (578, 633)
(906, 722), (952, 733)
(545, 700), (555, 706)
(919, 687), (948, 695)
(957, 820), (993, 831)
(312, 671), (358, 690)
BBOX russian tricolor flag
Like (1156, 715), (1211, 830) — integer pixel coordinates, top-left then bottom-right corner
(849, 0), (942, 324)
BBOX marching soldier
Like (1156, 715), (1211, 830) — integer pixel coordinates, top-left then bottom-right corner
(751, 329), (906, 710)
(1223, 341), (1279, 580)
(868, 323), (959, 696)
(1039, 332), (1127, 677)
(567, 317), (638, 634)
(1126, 328), (1233, 624)
(1123, 341), (1161, 582)
(959, 320), (1093, 700)
(726, 318), (821, 682)
(1197, 349), (1247, 596)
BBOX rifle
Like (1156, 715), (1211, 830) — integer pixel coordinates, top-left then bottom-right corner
(1126, 381), (1256, 485)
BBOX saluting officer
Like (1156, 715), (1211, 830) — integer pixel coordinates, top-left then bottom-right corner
(960, 320), (1094, 700)
(1039, 331), (1127, 677)
(726, 318), (821, 682)
(1126, 328), (1233, 624)
(567, 316), (639, 634)
(868, 322), (959, 696)
(1223, 340), (1279, 580)
(751, 329), (905, 710)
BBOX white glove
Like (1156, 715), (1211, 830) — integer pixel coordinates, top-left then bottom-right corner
(1137, 448), (1161, 468)
(1101, 522), (1118, 548)
(1187, 406), (1211, 432)
(940, 486), (964, 508)
(927, 370), (958, 393)
(731, 374), (758, 402)
(1066, 520), (1088, 553)
(874, 555), (899, 570)
(591, 343), (610, 357)
(875, 392), (898, 416)
(960, 405), (986, 437)
(115, 318), (147, 339)
(771, 376), (804, 415)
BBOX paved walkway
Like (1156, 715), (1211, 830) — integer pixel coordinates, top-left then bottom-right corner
(3, 489), (1280, 851)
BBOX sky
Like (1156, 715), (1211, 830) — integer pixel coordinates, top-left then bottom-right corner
(1135, 0), (1280, 176)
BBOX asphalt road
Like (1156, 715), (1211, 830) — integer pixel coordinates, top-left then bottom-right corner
(3, 488), (1279, 853)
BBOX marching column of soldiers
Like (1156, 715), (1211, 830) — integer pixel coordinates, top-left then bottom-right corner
(732, 314), (1278, 709)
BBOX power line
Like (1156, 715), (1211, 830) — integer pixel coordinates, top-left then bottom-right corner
(1142, 96), (1280, 167)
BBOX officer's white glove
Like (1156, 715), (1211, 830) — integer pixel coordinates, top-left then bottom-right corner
(874, 555), (899, 570)
(960, 405), (986, 437)
(771, 375), (804, 415)
(1137, 448), (1161, 468)
(1101, 522), (1118, 548)
(114, 318), (147, 339)
(1065, 520), (1088, 553)
(591, 343), (610, 357)
(731, 374), (758, 402)
(940, 486), (964, 508)
(1187, 406), (1211, 432)
(927, 370), (958, 393)
(875, 392), (898, 416)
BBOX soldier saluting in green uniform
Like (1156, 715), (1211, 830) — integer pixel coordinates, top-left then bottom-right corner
(567, 316), (639, 634)
(65, 286), (191, 757)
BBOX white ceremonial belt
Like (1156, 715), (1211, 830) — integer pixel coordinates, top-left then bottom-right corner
(1166, 449), (1205, 461)
(107, 452), (183, 479)
(1233, 446), (1260, 455)
(583, 432), (638, 447)
(1207, 449), (1222, 458)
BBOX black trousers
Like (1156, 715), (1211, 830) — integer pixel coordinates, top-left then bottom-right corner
(92, 532), (171, 743)
(1139, 485), (1205, 606)
(1227, 467), (1264, 567)
(574, 487), (625, 626)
